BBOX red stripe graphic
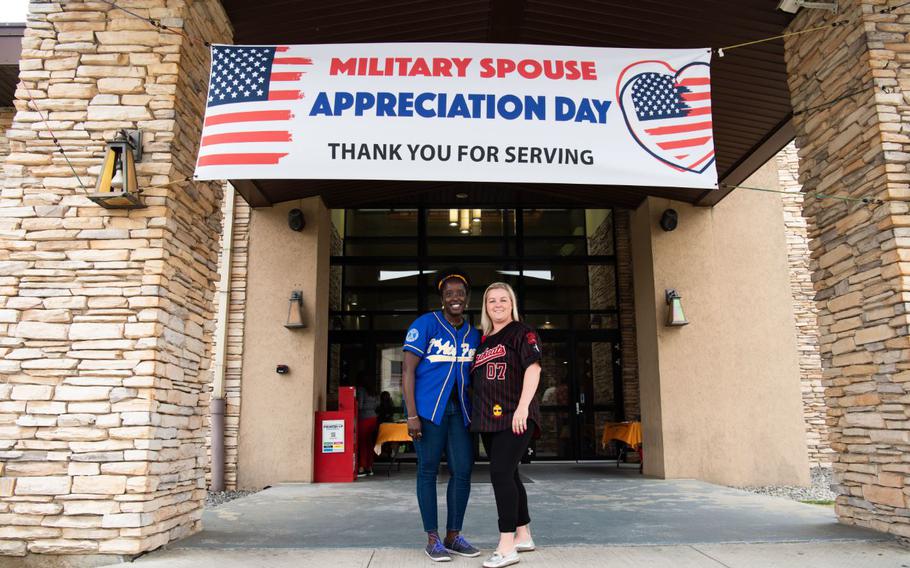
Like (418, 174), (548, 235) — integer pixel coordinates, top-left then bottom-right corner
(269, 90), (303, 100)
(657, 136), (712, 150)
(678, 78), (711, 86)
(204, 110), (292, 126)
(688, 150), (715, 169)
(681, 92), (711, 102)
(201, 131), (292, 146)
(198, 153), (288, 166)
(685, 107), (712, 117)
(645, 121), (713, 135)
(276, 46), (289, 52)
(273, 57), (312, 65)
(270, 72), (303, 81)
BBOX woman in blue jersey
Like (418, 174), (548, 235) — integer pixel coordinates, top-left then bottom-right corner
(402, 269), (481, 562)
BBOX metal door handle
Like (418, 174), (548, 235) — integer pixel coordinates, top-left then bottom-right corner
(575, 402), (581, 414)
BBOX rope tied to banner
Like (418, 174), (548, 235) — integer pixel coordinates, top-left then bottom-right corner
(720, 183), (890, 206)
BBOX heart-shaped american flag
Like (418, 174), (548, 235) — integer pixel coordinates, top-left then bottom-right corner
(616, 60), (715, 174)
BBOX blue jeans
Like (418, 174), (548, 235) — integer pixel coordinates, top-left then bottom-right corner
(413, 397), (474, 533)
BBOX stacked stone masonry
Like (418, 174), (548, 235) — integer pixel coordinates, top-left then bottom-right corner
(784, 0), (910, 539)
(777, 142), (834, 466)
(0, 108), (14, 167)
(205, 190), (249, 491)
(0, 0), (232, 559)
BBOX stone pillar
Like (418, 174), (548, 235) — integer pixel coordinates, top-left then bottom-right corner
(784, 0), (910, 538)
(776, 142), (833, 467)
(0, 0), (231, 560)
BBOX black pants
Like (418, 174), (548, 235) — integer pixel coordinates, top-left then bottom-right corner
(481, 425), (533, 533)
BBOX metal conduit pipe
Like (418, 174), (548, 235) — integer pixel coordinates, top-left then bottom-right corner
(210, 185), (236, 492)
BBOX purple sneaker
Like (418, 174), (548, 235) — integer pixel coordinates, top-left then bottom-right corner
(444, 535), (481, 557)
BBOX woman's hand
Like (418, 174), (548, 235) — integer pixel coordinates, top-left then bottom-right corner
(512, 405), (529, 435)
(407, 416), (423, 440)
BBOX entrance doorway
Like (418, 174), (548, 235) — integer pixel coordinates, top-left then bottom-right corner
(328, 208), (627, 462)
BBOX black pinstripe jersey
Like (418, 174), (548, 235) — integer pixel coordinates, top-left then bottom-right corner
(470, 321), (542, 433)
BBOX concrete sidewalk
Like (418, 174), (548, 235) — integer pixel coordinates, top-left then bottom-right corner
(115, 541), (910, 568)
(102, 464), (907, 567)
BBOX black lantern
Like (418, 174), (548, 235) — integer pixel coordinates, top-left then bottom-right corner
(88, 129), (145, 209)
(285, 290), (306, 329)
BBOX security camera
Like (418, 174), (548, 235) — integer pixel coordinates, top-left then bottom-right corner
(776, 0), (837, 14)
(777, 0), (800, 13)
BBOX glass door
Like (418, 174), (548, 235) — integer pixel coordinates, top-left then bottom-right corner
(535, 332), (575, 460)
(535, 330), (621, 461)
(575, 334), (623, 460)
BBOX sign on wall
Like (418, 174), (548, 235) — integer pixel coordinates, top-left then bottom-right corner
(193, 43), (716, 189)
(322, 420), (345, 453)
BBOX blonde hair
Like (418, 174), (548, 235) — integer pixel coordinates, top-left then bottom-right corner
(480, 282), (521, 335)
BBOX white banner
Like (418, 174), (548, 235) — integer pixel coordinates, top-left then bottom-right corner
(194, 43), (716, 189)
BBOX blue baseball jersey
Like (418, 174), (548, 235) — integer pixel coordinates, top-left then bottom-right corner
(403, 311), (480, 426)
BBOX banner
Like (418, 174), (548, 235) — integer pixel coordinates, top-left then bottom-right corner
(194, 43), (716, 189)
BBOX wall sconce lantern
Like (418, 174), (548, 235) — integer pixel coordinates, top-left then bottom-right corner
(285, 290), (307, 329)
(665, 289), (688, 326)
(88, 129), (145, 209)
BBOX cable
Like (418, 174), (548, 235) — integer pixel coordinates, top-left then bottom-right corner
(20, 85), (87, 192)
(97, 0), (207, 46)
(792, 86), (869, 116)
(716, 18), (851, 56)
(880, 0), (910, 14)
(720, 183), (887, 205)
(716, 0), (910, 57)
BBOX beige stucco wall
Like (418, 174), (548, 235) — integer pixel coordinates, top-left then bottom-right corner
(236, 197), (331, 489)
(631, 161), (810, 486)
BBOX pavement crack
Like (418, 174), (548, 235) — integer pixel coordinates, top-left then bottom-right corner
(364, 548), (376, 568)
(690, 545), (732, 568)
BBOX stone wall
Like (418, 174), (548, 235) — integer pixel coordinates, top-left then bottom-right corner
(784, 0), (910, 538)
(0, 107), (15, 166)
(615, 209), (640, 421)
(0, 0), (232, 558)
(206, 190), (250, 491)
(776, 142), (833, 466)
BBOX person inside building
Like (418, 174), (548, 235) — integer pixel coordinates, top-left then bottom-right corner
(377, 390), (396, 424)
(356, 373), (380, 477)
(471, 282), (542, 568)
(401, 269), (482, 562)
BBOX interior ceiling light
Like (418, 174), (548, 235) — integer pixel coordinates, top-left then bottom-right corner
(449, 209), (458, 227)
(497, 270), (554, 281)
(455, 192), (468, 199)
(459, 209), (470, 234)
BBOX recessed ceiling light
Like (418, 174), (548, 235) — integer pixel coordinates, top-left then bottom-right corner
(455, 192), (468, 199)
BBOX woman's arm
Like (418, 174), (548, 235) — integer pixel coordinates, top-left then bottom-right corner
(512, 362), (541, 435)
(401, 351), (423, 439)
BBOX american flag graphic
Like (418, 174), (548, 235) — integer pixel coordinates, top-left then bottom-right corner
(196, 45), (311, 168)
(617, 60), (714, 174)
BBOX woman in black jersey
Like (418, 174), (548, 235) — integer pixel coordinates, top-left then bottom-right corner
(471, 282), (541, 568)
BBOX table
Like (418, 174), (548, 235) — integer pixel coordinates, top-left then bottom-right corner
(373, 422), (413, 476)
(601, 421), (643, 473)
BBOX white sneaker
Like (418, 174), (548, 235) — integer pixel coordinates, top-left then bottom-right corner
(483, 550), (519, 568)
(515, 537), (535, 552)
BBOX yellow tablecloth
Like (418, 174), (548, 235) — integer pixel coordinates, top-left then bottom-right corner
(601, 421), (642, 449)
(374, 422), (412, 455)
